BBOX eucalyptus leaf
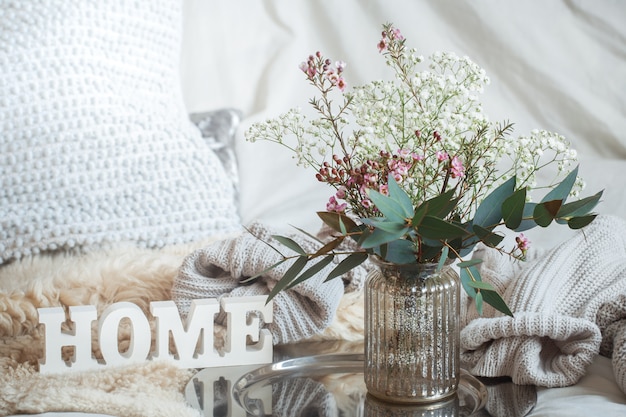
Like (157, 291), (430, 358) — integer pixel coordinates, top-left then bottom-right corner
(481, 289), (514, 317)
(326, 252), (368, 281)
(387, 175), (414, 218)
(361, 217), (409, 234)
(457, 259), (482, 268)
(271, 235), (306, 255)
(423, 189), (458, 218)
(285, 256), (335, 290)
(557, 190), (603, 219)
(472, 176), (516, 229)
(436, 246), (450, 271)
(313, 237), (344, 257)
(317, 211), (358, 234)
(514, 203), (538, 232)
(467, 280), (497, 291)
(411, 201), (428, 228)
(533, 200), (562, 227)
(567, 214), (597, 229)
(472, 224), (504, 247)
(541, 165), (579, 203)
(266, 256), (308, 302)
(383, 239), (417, 263)
(360, 226), (408, 248)
(459, 265), (480, 299)
(502, 187), (527, 229)
(475, 291), (484, 316)
(367, 189), (408, 222)
(417, 216), (468, 240)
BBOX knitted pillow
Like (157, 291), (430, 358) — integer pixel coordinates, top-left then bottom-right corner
(0, 0), (241, 264)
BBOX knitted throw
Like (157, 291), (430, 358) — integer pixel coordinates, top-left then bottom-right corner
(172, 222), (370, 344)
(461, 215), (626, 393)
(0, 0), (241, 264)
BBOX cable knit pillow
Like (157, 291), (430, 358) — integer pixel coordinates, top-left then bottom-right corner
(0, 0), (241, 264)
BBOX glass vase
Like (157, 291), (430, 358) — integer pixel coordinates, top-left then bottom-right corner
(364, 256), (461, 403)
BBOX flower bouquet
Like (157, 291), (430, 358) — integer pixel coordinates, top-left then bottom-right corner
(245, 23), (602, 316)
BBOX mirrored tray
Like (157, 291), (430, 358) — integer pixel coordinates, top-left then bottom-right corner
(232, 353), (488, 416)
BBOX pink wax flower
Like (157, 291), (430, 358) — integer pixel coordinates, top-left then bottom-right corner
(326, 196), (347, 213)
(450, 156), (465, 178)
(436, 151), (449, 162)
(516, 233), (530, 252)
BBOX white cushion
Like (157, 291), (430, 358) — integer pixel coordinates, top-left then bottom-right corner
(0, 0), (241, 264)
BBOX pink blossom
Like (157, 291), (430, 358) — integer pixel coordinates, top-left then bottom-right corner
(412, 153), (425, 161)
(393, 162), (410, 176)
(436, 151), (449, 162)
(516, 233), (530, 252)
(326, 196), (347, 213)
(377, 39), (387, 53)
(397, 148), (411, 158)
(335, 61), (346, 72)
(450, 156), (465, 178)
(362, 199), (373, 209)
(335, 186), (347, 199)
(336, 77), (346, 92)
(379, 184), (389, 195)
(391, 28), (404, 40)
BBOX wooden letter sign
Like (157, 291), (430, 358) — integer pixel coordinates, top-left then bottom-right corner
(37, 295), (273, 373)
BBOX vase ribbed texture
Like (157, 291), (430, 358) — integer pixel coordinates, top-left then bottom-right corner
(365, 258), (461, 403)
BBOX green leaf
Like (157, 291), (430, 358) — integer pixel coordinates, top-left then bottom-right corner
(387, 175), (414, 218)
(457, 259), (482, 268)
(473, 177), (516, 229)
(423, 189), (458, 218)
(313, 237), (343, 257)
(417, 216), (468, 240)
(411, 201), (428, 228)
(271, 235), (306, 255)
(502, 187), (527, 230)
(567, 214), (597, 229)
(459, 265), (480, 298)
(472, 224), (504, 247)
(285, 256), (334, 290)
(317, 211), (358, 235)
(475, 291), (484, 316)
(557, 191), (603, 219)
(325, 252), (368, 281)
(383, 239), (417, 263)
(514, 203), (538, 232)
(266, 256), (308, 302)
(533, 200), (563, 227)
(541, 165), (579, 203)
(367, 189), (408, 222)
(481, 289), (514, 317)
(361, 217), (409, 234)
(436, 246), (450, 271)
(360, 226), (408, 249)
(467, 280), (497, 291)
(419, 241), (444, 261)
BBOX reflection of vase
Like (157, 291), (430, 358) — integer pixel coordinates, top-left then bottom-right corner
(364, 257), (461, 403)
(364, 393), (460, 416)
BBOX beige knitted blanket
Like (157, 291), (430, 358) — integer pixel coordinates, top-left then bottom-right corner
(461, 215), (626, 394)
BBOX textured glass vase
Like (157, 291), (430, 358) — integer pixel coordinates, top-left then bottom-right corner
(364, 257), (461, 403)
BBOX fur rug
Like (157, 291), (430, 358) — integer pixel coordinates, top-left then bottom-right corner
(0, 238), (365, 416)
